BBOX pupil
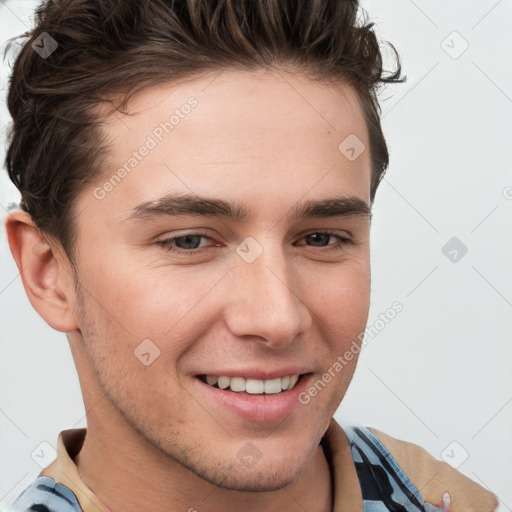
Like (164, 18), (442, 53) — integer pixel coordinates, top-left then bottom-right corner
(307, 233), (329, 246)
(176, 235), (201, 249)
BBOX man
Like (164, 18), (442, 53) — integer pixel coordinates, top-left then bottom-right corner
(2, 0), (499, 511)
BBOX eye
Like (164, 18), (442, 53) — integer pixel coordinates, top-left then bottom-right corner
(157, 231), (217, 254)
(296, 231), (353, 251)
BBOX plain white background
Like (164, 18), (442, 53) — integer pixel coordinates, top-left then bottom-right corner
(1, 0), (511, 509)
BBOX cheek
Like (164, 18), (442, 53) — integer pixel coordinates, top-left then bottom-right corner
(75, 280), (191, 417)
(80, 254), (228, 343)
(307, 259), (371, 337)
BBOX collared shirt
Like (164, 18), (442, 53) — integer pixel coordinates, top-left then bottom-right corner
(3, 419), (498, 512)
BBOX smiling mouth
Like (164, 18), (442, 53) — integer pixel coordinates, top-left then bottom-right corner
(198, 374), (306, 394)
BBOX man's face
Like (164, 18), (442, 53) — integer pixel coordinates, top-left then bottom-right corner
(70, 68), (371, 490)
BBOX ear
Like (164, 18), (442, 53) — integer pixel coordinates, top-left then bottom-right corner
(4, 209), (79, 332)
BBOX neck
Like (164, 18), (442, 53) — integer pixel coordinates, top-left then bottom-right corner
(73, 414), (333, 512)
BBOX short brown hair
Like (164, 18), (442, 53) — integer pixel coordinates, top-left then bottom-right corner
(4, 0), (403, 263)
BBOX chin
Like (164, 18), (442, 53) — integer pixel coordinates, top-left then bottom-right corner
(170, 441), (312, 493)
(199, 463), (303, 492)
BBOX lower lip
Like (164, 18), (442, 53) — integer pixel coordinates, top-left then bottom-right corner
(194, 374), (313, 423)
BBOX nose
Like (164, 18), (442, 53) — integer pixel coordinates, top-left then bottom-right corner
(223, 240), (312, 348)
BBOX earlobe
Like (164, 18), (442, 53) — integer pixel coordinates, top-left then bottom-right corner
(4, 209), (79, 333)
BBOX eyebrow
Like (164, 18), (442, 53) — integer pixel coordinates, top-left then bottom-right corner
(123, 193), (372, 223)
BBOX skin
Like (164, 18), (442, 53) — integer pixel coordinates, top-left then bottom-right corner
(6, 67), (372, 512)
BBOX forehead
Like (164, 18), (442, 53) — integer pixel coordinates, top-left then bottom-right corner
(78, 68), (371, 227)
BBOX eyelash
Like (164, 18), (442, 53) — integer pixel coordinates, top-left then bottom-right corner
(156, 230), (354, 255)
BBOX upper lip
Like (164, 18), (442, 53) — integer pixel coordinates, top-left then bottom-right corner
(195, 367), (313, 380)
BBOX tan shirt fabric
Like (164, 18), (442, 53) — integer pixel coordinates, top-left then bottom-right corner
(38, 419), (498, 512)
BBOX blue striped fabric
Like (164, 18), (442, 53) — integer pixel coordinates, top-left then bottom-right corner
(3, 476), (82, 512)
(343, 426), (444, 512)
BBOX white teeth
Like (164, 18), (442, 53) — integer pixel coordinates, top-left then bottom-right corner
(230, 377), (246, 392)
(264, 378), (281, 394)
(203, 374), (301, 394)
(288, 374), (299, 390)
(218, 376), (230, 389)
(206, 375), (218, 386)
(246, 379), (264, 394)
